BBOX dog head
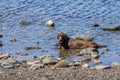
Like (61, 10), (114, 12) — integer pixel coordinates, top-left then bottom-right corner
(57, 32), (69, 44)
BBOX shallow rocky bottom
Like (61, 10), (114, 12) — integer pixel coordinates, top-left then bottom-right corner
(0, 66), (120, 80)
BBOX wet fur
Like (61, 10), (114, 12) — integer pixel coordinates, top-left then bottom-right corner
(57, 32), (107, 49)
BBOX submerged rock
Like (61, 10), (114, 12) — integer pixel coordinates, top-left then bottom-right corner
(0, 41), (2, 47)
(46, 20), (54, 27)
(102, 26), (120, 31)
(92, 23), (100, 27)
(0, 34), (3, 38)
(39, 55), (58, 64)
(20, 20), (31, 25)
(75, 35), (93, 41)
(53, 60), (69, 68)
(24, 47), (40, 50)
(80, 48), (99, 58)
(10, 39), (17, 42)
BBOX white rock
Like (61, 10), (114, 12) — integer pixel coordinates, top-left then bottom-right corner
(0, 53), (10, 59)
(1, 62), (13, 69)
(94, 65), (110, 70)
(27, 61), (40, 65)
(82, 64), (89, 68)
(46, 20), (54, 27)
(29, 63), (44, 70)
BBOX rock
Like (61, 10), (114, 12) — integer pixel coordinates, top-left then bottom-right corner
(74, 61), (81, 66)
(92, 23), (100, 27)
(0, 53), (10, 59)
(102, 26), (120, 31)
(111, 62), (120, 67)
(27, 61), (41, 65)
(104, 47), (109, 51)
(31, 56), (37, 59)
(80, 48), (99, 58)
(82, 64), (89, 68)
(54, 60), (69, 68)
(46, 20), (54, 27)
(69, 61), (81, 66)
(91, 52), (98, 58)
(20, 20), (31, 25)
(29, 63), (44, 70)
(1, 62), (14, 69)
(22, 53), (29, 56)
(80, 58), (91, 62)
(0, 58), (16, 64)
(0, 41), (2, 47)
(10, 39), (17, 42)
(75, 35), (93, 41)
(93, 59), (102, 65)
(0, 34), (3, 38)
(24, 47), (40, 50)
(6, 58), (16, 64)
(94, 65), (110, 70)
(39, 55), (58, 64)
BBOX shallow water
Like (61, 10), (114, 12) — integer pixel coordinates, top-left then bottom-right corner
(0, 0), (120, 65)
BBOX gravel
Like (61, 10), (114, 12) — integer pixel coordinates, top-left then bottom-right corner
(0, 65), (120, 80)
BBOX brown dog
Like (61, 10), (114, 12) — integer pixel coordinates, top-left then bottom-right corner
(57, 32), (107, 49)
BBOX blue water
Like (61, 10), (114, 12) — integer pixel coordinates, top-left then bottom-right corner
(0, 0), (120, 65)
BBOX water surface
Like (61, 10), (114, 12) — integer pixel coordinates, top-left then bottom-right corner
(0, 0), (120, 65)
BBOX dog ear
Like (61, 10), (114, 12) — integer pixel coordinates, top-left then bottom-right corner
(62, 33), (69, 41)
(57, 33), (60, 39)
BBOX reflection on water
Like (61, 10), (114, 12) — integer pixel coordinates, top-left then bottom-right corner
(59, 49), (81, 59)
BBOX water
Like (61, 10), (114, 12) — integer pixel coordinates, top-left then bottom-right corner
(0, 0), (120, 65)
